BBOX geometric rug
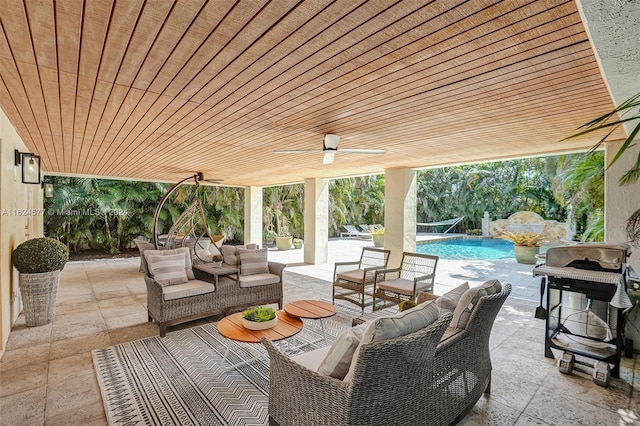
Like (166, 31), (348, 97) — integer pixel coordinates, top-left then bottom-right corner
(92, 307), (356, 426)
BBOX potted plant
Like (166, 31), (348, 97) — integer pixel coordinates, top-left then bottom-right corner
(274, 215), (292, 251)
(12, 237), (69, 326)
(500, 232), (545, 264)
(371, 228), (385, 247)
(242, 306), (278, 330)
(293, 238), (303, 249)
(212, 254), (223, 267)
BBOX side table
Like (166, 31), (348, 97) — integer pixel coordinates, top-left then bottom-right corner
(194, 263), (239, 286)
(284, 300), (337, 344)
(217, 311), (303, 370)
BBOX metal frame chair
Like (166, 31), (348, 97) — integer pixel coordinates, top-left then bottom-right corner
(332, 247), (391, 311)
(372, 252), (439, 311)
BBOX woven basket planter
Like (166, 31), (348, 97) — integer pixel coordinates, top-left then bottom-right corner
(18, 270), (60, 326)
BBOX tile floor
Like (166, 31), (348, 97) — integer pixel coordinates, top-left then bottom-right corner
(0, 241), (638, 425)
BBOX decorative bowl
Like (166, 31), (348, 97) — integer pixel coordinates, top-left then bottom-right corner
(242, 316), (278, 330)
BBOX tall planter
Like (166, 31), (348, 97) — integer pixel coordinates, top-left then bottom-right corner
(372, 234), (385, 247)
(12, 237), (68, 327)
(19, 271), (60, 326)
(514, 245), (539, 264)
(275, 236), (292, 251)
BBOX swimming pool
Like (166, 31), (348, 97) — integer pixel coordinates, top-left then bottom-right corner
(416, 238), (514, 260)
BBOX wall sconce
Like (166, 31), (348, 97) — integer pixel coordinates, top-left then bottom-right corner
(43, 182), (54, 198)
(14, 150), (41, 184)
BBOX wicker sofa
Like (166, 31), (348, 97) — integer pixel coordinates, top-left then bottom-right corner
(143, 246), (285, 337)
(263, 281), (511, 425)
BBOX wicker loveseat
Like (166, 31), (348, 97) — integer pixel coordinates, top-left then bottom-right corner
(143, 246), (285, 337)
(263, 281), (511, 425)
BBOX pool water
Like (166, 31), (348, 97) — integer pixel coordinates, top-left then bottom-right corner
(416, 238), (514, 260)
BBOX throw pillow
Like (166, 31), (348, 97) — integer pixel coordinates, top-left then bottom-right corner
(144, 247), (195, 280)
(220, 245), (238, 266)
(344, 301), (442, 382)
(363, 300), (441, 343)
(146, 252), (189, 286)
(238, 248), (269, 275)
(451, 279), (502, 329)
(317, 323), (368, 380)
(435, 281), (470, 314)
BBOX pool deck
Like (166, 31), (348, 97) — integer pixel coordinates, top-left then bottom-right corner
(268, 236), (541, 306)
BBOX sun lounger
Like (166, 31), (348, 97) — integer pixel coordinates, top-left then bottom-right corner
(340, 225), (372, 238)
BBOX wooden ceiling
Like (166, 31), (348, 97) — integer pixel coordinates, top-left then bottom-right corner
(0, 0), (624, 186)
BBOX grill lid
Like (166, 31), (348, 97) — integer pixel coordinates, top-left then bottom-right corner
(544, 244), (630, 271)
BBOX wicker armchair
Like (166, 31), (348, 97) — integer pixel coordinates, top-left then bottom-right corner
(263, 283), (512, 426)
(262, 313), (452, 426)
(332, 247), (391, 312)
(372, 252), (438, 311)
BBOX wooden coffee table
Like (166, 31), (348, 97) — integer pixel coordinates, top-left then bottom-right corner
(217, 311), (303, 370)
(284, 300), (337, 344)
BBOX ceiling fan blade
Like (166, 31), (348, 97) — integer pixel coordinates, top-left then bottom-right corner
(339, 148), (387, 154)
(273, 149), (324, 154)
(323, 151), (336, 164)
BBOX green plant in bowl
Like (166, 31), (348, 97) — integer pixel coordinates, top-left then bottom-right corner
(243, 306), (276, 322)
(499, 231), (544, 247)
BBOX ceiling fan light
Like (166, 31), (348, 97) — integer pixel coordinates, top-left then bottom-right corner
(324, 134), (340, 149)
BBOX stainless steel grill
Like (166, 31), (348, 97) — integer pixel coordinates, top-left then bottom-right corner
(533, 243), (632, 383)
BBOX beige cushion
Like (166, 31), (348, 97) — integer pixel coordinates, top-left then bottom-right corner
(220, 245), (238, 266)
(377, 277), (415, 296)
(146, 252), (189, 286)
(336, 269), (365, 284)
(144, 247), (195, 280)
(162, 280), (215, 301)
(344, 301), (441, 382)
(238, 248), (269, 275)
(239, 273), (279, 288)
(451, 279), (502, 329)
(317, 323), (368, 380)
(291, 346), (332, 372)
(435, 281), (470, 314)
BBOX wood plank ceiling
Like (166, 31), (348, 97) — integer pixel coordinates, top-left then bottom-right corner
(0, 0), (624, 186)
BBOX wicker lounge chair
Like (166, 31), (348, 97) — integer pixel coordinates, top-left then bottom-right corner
(263, 282), (512, 425)
(372, 251), (438, 311)
(332, 247), (390, 311)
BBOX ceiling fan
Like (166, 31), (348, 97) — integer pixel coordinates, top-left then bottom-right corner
(273, 134), (387, 164)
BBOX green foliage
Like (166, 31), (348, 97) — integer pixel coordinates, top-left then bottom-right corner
(466, 229), (482, 236)
(212, 254), (223, 262)
(500, 232), (544, 247)
(242, 306), (276, 322)
(12, 237), (69, 273)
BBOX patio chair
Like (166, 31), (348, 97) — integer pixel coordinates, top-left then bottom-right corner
(332, 247), (391, 311)
(339, 225), (371, 239)
(372, 252), (439, 311)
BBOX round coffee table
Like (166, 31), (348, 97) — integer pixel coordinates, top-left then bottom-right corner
(217, 311), (302, 370)
(284, 300), (337, 344)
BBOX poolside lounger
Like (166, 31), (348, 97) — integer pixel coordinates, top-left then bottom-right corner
(340, 225), (372, 239)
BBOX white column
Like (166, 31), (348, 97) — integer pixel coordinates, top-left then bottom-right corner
(244, 186), (263, 246)
(384, 168), (417, 267)
(605, 142), (640, 270)
(304, 177), (329, 265)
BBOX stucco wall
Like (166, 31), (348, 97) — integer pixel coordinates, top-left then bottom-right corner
(0, 107), (43, 358)
(605, 142), (640, 270)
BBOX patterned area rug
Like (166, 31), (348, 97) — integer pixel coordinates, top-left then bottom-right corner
(92, 306), (357, 426)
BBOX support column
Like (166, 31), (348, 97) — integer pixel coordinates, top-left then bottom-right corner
(304, 177), (329, 265)
(244, 186), (263, 246)
(605, 142), (640, 270)
(384, 168), (417, 267)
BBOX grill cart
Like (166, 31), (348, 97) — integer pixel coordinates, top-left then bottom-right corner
(533, 244), (633, 386)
